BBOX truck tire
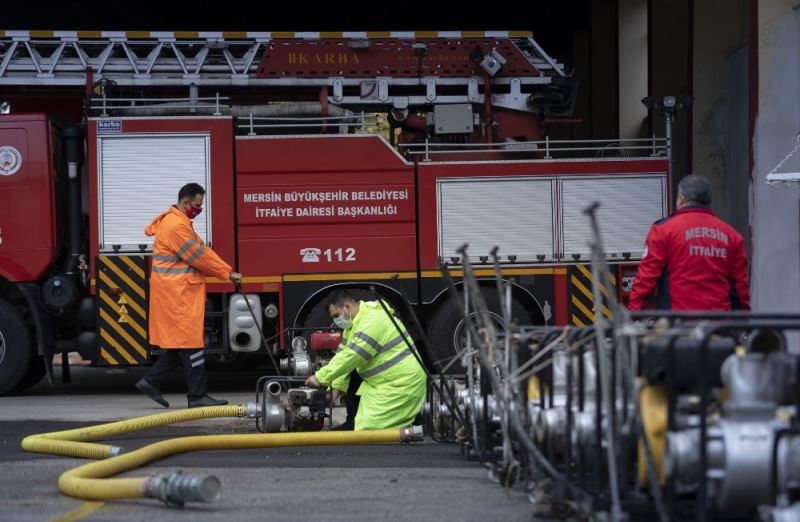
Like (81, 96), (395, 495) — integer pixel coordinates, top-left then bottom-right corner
(12, 355), (46, 393)
(301, 288), (375, 330)
(0, 299), (33, 395)
(427, 291), (527, 375)
(206, 352), (251, 372)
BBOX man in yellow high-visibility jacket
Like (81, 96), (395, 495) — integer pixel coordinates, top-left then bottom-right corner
(136, 183), (241, 408)
(305, 290), (427, 430)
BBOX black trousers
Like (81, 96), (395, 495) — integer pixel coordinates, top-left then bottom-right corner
(344, 371), (362, 424)
(143, 349), (207, 402)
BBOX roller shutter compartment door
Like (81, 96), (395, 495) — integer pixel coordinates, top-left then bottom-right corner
(438, 177), (555, 262)
(98, 134), (211, 252)
(560, 175), (666, 260)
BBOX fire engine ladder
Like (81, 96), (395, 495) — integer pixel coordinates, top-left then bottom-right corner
(0, 31), (566, 111)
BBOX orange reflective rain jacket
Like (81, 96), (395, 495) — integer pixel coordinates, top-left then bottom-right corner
(145, 206), (233, 349)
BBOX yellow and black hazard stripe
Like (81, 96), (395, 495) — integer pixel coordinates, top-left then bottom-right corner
(568, 264), (617, 326)
(96, 255), (149, 366)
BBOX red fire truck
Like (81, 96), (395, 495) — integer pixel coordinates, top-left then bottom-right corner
(0, 30), (669, 394)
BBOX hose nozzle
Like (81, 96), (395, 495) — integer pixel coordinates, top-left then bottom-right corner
(400, 425), (424, 442)
(142, 471), (221, 508)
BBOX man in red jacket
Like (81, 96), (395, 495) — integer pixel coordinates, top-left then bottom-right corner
(628, 174), (750, 311)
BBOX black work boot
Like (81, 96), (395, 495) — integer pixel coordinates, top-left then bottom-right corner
(136, 378), (169, 408)
(188, 395), (228, 408)
(331, 392), (358, 430)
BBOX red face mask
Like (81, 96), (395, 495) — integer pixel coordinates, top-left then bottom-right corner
(185, 205), (202, 219)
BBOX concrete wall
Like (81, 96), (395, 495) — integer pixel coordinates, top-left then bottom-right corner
(619, 0), (649, 139)
(569, 28), (592, 140)
(692, 0), (749, 224)
(752, 0), (800, 313)
(650, 0), (691, 200)
(547, 0), (618, 143)
(592, 0), (620, 139)
(723, 45), (751, 247)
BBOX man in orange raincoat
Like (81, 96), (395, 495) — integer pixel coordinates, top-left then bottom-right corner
(136, 183), (242, 408)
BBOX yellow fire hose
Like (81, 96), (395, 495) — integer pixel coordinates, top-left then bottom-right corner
(22, 404), (250, 459)
(21, 403), (422, 507)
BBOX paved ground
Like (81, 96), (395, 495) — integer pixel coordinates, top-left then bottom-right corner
(0, 365), (534, 521)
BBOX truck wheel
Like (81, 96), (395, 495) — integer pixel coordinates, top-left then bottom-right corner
(206, 352), (250, 372)
(427, 292), (527, 374)
(302, 288), (375, 330)
(0, 299), (33, 395)
(12, 355), (46, 393)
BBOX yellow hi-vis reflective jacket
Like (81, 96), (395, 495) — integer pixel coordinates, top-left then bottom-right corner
(145, 206), (232, 349)
(315, 300), (427, 430)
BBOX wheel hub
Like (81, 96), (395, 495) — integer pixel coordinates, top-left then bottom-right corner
(0, 328), (5, 366)
(452, 311), (505, 360)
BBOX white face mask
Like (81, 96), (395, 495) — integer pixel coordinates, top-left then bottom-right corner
(332, 308), (353, 330)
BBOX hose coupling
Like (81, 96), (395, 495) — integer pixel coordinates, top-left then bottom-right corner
(141, 471), (221, 508)
(400, 425), (424, 442)
(108, 446), (123, 457)
(242, 402), (258, 418)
